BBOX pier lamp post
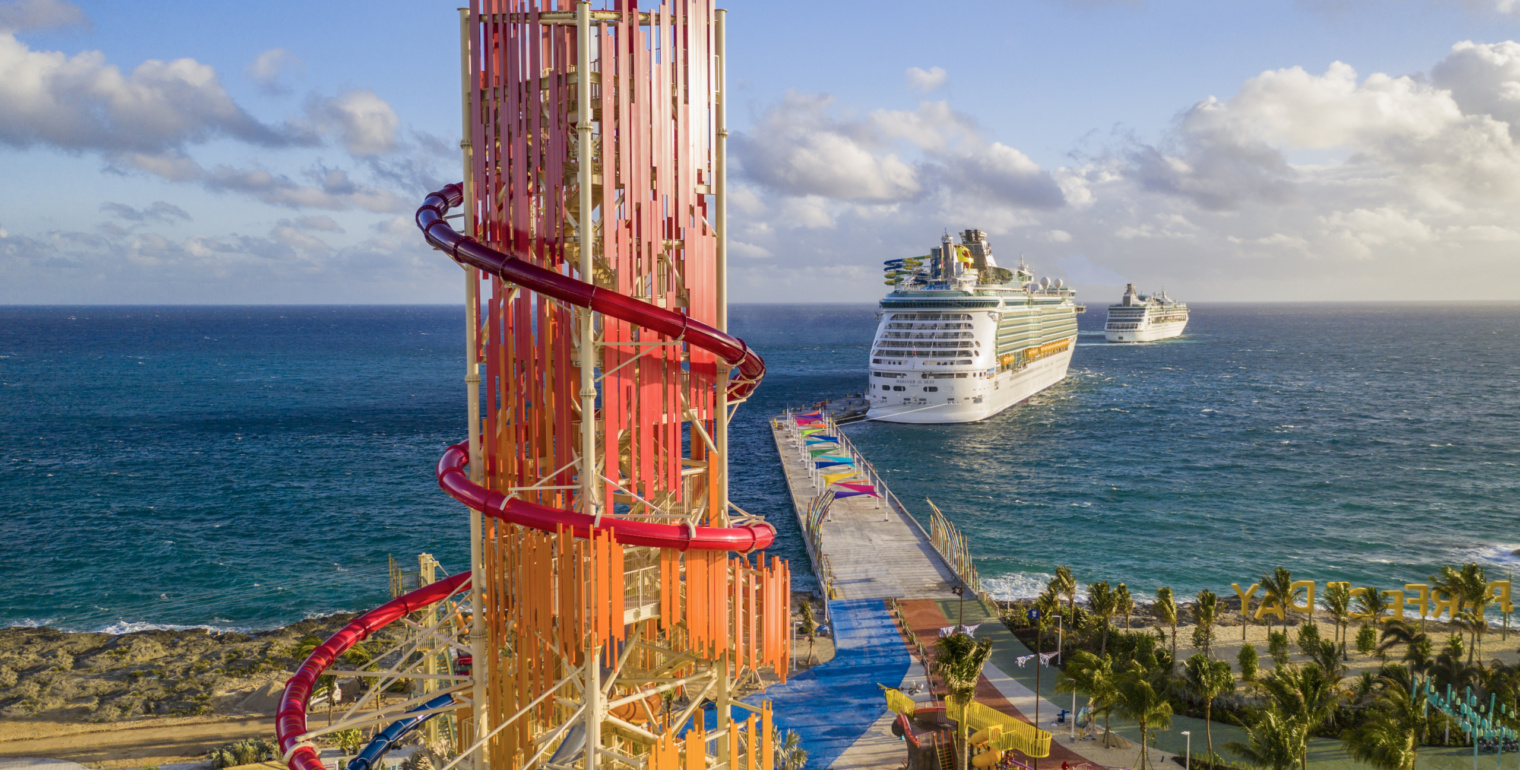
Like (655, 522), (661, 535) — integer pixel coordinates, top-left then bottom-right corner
(1181, 730), (1191, 770)
(952, 584), (965, 630)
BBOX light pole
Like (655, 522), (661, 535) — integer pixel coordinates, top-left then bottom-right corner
(1181, 730), (1191, 770)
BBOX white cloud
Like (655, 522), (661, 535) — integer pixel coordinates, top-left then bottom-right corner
(729, 240), (773, 259)
(0, 0), (87, 32)
(905, 66), (947, 92)
(281, 215), (343, 232)
(1431, 40), (1520, 138)
(735, 92), (921, 201)
(112, 151), (406, 213)
(0, 218), (455, 303)
(100, 200), (192, 224)
(308, 89), (400, 156)
(247, 48), (302, 95)
(0, 32), (304, 153)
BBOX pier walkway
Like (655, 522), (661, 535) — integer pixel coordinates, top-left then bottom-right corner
(768, 413), (967, 769)
(770, 416), (960, 604)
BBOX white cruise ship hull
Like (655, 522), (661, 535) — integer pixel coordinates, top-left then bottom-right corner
(870, 342), (1075, 424)
(1105, 319), (1187, 343)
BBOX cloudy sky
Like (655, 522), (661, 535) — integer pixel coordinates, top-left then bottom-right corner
(2, 0), (1518, 304)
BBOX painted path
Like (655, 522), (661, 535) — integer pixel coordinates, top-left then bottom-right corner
(746, 598), (912, 769)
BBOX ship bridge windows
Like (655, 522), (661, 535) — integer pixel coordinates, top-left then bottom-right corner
(881, 330), (975, 340)
(887, 312), (973, 322)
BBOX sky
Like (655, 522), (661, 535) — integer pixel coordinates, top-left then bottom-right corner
(2, 0), (1519, 305)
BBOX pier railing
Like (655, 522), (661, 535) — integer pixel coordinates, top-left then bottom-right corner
(777, 409), (999, 611)
(926, 500), (983, 597)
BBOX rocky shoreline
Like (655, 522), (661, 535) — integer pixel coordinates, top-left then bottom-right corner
(0, 614), (391, 726)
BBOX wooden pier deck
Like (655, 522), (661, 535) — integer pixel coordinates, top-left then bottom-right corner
(770, 418), (960, 604)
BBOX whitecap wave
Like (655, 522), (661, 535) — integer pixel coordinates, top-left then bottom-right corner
(1455, 544), (1520, 568)
(95, 620), (251, 635)
(982, 572), (1088, 603)
(5, 618), (56, 629)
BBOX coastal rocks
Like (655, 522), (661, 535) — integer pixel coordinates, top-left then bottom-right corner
(0, 613), (393, 724)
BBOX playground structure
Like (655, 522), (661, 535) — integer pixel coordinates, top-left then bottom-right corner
(276, 3), (793, 769)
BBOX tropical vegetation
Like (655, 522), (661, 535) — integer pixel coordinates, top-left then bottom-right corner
(996, 561), (1516, 770)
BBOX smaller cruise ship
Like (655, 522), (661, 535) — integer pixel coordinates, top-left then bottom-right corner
(1104, 284), (1188, 343)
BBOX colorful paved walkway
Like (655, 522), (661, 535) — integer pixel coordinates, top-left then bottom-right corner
(744, 599), (912, 770)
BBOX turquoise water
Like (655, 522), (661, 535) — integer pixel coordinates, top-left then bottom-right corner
(2, 304), (1517, 631)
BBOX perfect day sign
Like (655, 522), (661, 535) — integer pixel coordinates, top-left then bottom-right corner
(1229, 579), (1514, 622)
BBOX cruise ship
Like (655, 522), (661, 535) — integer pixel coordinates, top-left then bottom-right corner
(867, 230), (1082, 423)
(1104, 284), (1189, 343)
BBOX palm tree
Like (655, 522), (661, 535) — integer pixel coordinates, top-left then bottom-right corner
(1228, 709), (1308, 770)
(1323, 582), (1351, 660)
(1355, 586), (1389, 631)
(1056, 651), (1119, 746)
(1377, 620), (1432, 674)
(799, 602), (818, 664)
(1249, 663), (1343, 770)
(1183, 653), (1235, 763)
(933, 631), (994, 770)
(1194, 589), (1219, 659)
(1155, 587), (1179, 674)
(1456, 563), (1493, 664)
(1114, 669), (1173, 770)
(1260, 567), (1295, 637)
(1089, 582), (1119, 655)
(1117, 583), (1135, 631)
(1053, 565), (1078, 629)
(774, 729), (808, 770)
(1341, 673), (1432, 770)
(1430, 563), (1493, 662)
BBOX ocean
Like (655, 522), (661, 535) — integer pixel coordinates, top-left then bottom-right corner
(1, 304), (1517, 632)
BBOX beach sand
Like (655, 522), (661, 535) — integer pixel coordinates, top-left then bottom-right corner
(1122, 603), (1520, 687)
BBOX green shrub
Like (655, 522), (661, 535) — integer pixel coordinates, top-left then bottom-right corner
(1443, 633), (1464, 662)
(1237, 644), (1259, 683)
(1356, 625), (1378, 656)
(208, 737), (277, 768)
(330, 728), (366, 754)
(1267, 630), (1290, 666)
(1295, 623), (1321, 656)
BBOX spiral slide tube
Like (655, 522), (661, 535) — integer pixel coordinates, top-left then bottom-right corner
(277, 572), (471, 770)
(418, 184), (775, 553)
(348, 692), (457, 770)
(275, 186), (775, 770)
(415, 184), (766, 401)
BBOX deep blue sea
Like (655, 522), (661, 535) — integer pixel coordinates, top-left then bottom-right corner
(2, 304), (1517, 632)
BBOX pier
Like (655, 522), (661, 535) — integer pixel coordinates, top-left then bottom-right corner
(768, 410), (1076, 770)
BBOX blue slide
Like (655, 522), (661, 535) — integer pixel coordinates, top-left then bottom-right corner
(348, 693), (457, 770)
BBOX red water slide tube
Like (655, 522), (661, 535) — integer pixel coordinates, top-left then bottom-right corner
(436, 443), (774, 552)
(277, 571), (471, 770)
(415, 184), (766, 401)
(418, 183), (775, 552)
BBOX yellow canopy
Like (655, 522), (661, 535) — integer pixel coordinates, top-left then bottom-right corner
(946, 700), (1051, 758)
